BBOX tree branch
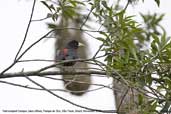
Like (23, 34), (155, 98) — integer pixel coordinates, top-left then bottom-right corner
(80, 6), (94, 29)
(14, 0), (36, 61)
(0, 70), (113, 79)
(26, 76), (117, 113)
(0, 80), (111, 93)
(0, 30), (54, 74)
(117, 88), (129, 112)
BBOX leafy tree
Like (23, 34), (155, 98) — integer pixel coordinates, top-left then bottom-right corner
(1, 0), (171, 114)
(40, 0), (171, 113)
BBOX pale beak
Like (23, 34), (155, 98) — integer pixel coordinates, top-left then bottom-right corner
(78, 42), (85, 47)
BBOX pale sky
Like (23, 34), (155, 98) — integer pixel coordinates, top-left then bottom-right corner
(0, 0), (171, 114)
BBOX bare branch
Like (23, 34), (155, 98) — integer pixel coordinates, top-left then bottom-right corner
(26, 77), (117, 113)
(55, 27), (105, 33)
(0, 80), (111, 93)
(0, 30), (55, 74)
(14, 0), (36, 61)
(117, 88), (129, 112)
(38, 58), (96, 72)
(0, 70), (112, 79)
(93, 43), (104, 58)
(18, 59), (55, 62)
(41, 76), (113, 89)
(80, 6), (94, 29)
(31, 17), (49, 22)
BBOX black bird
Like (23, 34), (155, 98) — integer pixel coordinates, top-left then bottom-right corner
(54, 19), (91, 96)
(56, 40), (81, 66)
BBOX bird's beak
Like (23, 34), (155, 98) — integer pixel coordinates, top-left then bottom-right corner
(78, 42), (85, 47)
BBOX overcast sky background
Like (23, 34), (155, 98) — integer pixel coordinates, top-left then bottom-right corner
(0, 0), (171, 114)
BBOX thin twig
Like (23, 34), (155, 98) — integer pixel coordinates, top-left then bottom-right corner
(0, 80), (111, 93)
(42, 76), (113, 89)
(18, 59), (55, 62)
(14, 0), (36, 61)
(84, 31), (97, 39)
(0, 70), (114, 79)
(80, 6), (94, 29)
(18, 59), (106, 72)
(123, 0), (130, 11)
(55, 27), (105, 33)
(0, 80), (65, 91)
(37, 56), (107, 72)
(38, 58), (92, 72)
(26, 77), (117, 113)
(2, 26), (103, 74)
(0, 0), (37, 75)
(17, 30), (55, 61)
(93, 43), (104, 58)
(31, 17), (49, 22)
(117, 88), (129, 112)
(0, 30), (55, 74)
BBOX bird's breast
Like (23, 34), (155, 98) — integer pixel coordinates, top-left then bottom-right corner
(63, 48), (68, 56)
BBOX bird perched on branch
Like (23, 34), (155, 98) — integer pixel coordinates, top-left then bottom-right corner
(56, 40), (83, 66)
(51, 14), (91, 95)
(55, 36), (91, 95)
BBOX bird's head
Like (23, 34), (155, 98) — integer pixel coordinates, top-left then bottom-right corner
(66, 40), (84, 49)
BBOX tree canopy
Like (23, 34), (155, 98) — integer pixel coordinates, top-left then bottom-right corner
(41, 0), (170, 113)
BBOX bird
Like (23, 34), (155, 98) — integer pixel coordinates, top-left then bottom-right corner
(54, 17), (91, 96)
(56, 40), (81, 66)
(56, 40), (90, 95)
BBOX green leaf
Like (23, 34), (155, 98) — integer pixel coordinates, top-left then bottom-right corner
(161, 31), (166, 46)
(63, 6), (77, 18)
(47, 13), (52, 18)
(146, 74), (152, 85)
(69, 0), (77, 7)
(150, 100), (157, 111)
(52, 13), (58, 21)
(138, 94), (144, 105)
(74, 1), (85, 6)
(151, 33), (160, 44)
(161, 101), (171, 113)
(151, 41), (158, 54)
(47, 23), (57, 29)
(125, 38), (138, 61)
(154, 0), (160, 7)
(50, 4), (55, 11)
(94, 0), (100, 11)
(96, 37), (105, 42)
(156, 14), (164, 23)
(41, 1), (52, 12)
(101, 1), (110, 10)
(125, 49), (130, 63)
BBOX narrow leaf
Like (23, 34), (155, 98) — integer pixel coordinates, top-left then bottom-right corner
(41, 1), (52, 12)
(154, 0), (160, 7)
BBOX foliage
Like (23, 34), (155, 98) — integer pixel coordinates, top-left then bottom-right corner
(40, 0), (171, 113)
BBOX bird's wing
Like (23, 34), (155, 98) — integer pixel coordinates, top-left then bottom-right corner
(65, 49), (78, 60)
(56, 49), (68, 60)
